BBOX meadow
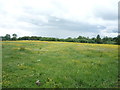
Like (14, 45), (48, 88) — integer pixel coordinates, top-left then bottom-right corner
(2, 41), (118, 88)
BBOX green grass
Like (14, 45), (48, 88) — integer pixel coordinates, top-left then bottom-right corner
(2, 41), (118, 88)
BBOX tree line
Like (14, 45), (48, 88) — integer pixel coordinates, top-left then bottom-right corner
(0, 34), (120, 45)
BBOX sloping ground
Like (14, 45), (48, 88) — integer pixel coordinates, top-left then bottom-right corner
(2, 41), (119, 88)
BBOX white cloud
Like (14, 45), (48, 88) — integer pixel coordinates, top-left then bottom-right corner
(0, 0), (119, 38)
(0, 27), (33, 37)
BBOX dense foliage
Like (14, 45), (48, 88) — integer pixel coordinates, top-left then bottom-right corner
(0, 34), (120, 44)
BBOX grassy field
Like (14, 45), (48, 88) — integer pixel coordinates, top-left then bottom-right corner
(2, 41), (118, 88)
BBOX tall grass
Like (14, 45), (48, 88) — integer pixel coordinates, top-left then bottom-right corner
(2, 41), (118, 88)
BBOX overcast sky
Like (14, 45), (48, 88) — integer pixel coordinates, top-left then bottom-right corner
(0, 0), (119, 38)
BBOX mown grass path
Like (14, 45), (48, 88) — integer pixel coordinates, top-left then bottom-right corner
(2, 41), (118, 88)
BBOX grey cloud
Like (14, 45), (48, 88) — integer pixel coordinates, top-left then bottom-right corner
(0, 5), (107, 38)
(16, 6), (106, 33)
(18, 14), (106, 33)
(105, 28), (118, 33)
(47, 16), (106, 32)
(112, 29), (119, 33)
(94, 7), (117, 20)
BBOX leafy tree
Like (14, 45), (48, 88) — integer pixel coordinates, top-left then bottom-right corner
(77, 36), (83, 39)
(5, 34), (11, 40)
(12, 34), (17, 40)
(1, 33), (120, 45)
(96, 34), (102, 44)
(65, 37), (74, 42)
(114, 35), (120, 45)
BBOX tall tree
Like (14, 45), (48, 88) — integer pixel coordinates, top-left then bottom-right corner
(5, 34), (11, 40)
(96, 34), (102, 44)
(77, 36), (83, 39)
(116, 35), (120, 45)
(12, 34), (17, 40)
